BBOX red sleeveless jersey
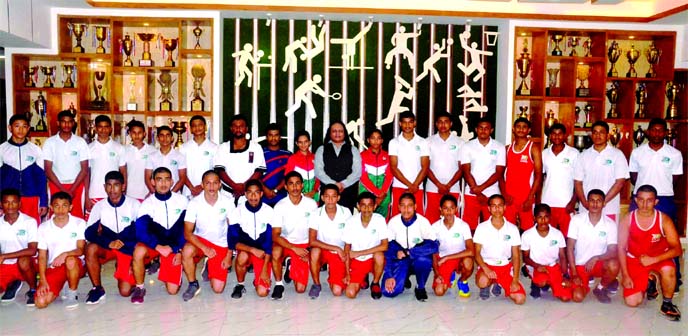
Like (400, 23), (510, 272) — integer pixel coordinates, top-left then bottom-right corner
(627, 210), (669, 258)
(505, 140), (534, 194)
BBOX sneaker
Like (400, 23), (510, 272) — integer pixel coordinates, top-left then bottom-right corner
(201, 258), (209, 282)
(182, 281), (201, 302)
(320, 264), (328, 272)
(231, 284), (246, 299)
(283, 257), (292, 284)
(404, 275), (412, 289)
(85, 286), (106, 305)
(660, 301), (682, 321)
(25, 289), (36, 307)
(370, 283), (382, 300)
(361, 274), (370, 290)
(646, 278), (659, 300)
(457, 280), (471, 298)
(271, 284), (285, 300)
(530, 283), (541, 299)
(491, 283), (502, 297)
(479, 287), (490, 300)
(593, 287), (611, 304)
(414, 287), (428, 302)
(542, 284), (550, 292)
(588, 278), (596, 286)
(607, 279), (619, 295)
(521, 265), (530, 279)
(247, 265), (254, 273)
(64, 290), (79, 309)
(147, 258), (160, 275)
(308, 284), (321, 299)
(131, 287), (146, 304)
(1, 280), (23, 302)
(450, 272), (458, 289)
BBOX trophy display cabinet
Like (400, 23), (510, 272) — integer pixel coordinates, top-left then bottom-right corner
(11, 15), (214, 145)
(513, 27), (687, 236)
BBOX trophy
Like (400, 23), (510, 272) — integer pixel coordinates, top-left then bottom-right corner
(576, 64), (590, 97)
(121, 34), (134, 66)
(84, 118), (96, 143)
(62, 64), (75, 88)
(574, 134), (589, 152)
(626, 45), (640, 78)
(169, 118), (187, 148)
(39, 66), (56, 88)
(607, 41), (621, 77)
(137, 33), (156, 67)
(546, 68), (559, 96)
(575, 106), (582, 127)
(515, 39), (531, 96)
(158, 70), (175, 111)
(568, 36), (579, 56)
(24, 66), (38, 87)
(633, 125), (645, 147)
(606, 81), (620, 118)
(666, 127), (676, 147)
(68, 23), (87, 53)
(665, 82), (682, 120)
(551, 34), (564, 56)
(33, 91), (48, 132)
(94, 26), (107, 54)
(92, 71), (107, 109)
(160, 35), (178, 67)
(544, 110), (557, 146)
(644, 42), (661, 78)
(190, 64), (206, 111)
(609, 127), (620, 147)
(583, 103), (593, 128)
(582, 38), (592, 57)
(127, 77), (137, 111)
(635, 83), (647, 118)
(517, 106), (529, 120)
(68, 102), (77, 116)
(193, 24), (203, 49)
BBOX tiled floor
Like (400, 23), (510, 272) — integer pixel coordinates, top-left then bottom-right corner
(1, 256), (685, 336)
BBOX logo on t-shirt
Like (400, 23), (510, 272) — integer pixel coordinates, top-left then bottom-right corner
(171, 160), (178, 166)
(26, 156), (35, 163)
(651, 233), (661, 243)
(562, 158), (570, 164)
(17, 229), (26, 236)
(109, 151), (116, 157)
(305, 212), (310, 217)
(503, 234), (511, 241)
(662, 157), (670, 163)
(338, 223), (345, 229)
(520, 155), (528, 163)
(143, 154), (149, 159)
(220, 208), (227, 214)
(371, 228), (377, 235)
(453, 232), (461, 238)
(70, 150), (78, 156)
(175, 208), (182, 215)
(121, 216), (131, 223)
(604, 159), (613, 166)
(490, 149), (497, 156)
(70, 232), (77, 238)
(204, 151), (210, 156)
(598, 231), (607, 238)
(450, 145), (457, 150)
(550, 240), (558, 246)
(415, 145), (421, 151)
(413, 237), (422, 244)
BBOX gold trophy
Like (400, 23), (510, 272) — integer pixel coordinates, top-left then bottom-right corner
(635, 83), (647, 118)
(583, 103), (593, 128)
(68, 23), (87, 53)
(582, 38), (592, 57)
(121, 34), (134, 66)
(160, 35), (178, 67)
(568, 36), (579, 56)
(607, 41), (621, 77)
(40, 65), (56, 88)
(633, 125), (645, 147)
(62, 64), (75, 88)
(92, 71), (107, 109)
(94, 26), (107, 54)
(169, 119), (187, 148)
(517, 106), (529, 120)
(193, 24), (203, 49)
(576, 64), (590, 97)
(626, 45), (640, 78)
(33, 91), (48, 132)
(546, 68), (559, 96)
(644, 42), (661, 78)
(515, 39), (531, 96)
(609, 127), (620, 147)
(665, 82), (682, 120)
(158, 70), (175, 111)
(137, 33), (156, 67)
(24, 66), (38, 87)
(127, 77), (137, 111)
(666, 127), (676, 147)
(544, 110), (557, 146)
(606, 81), (620, 118)
(575, 106), (582, 127)
(551, 34), (563, 56)
(190, 64), (206, 111)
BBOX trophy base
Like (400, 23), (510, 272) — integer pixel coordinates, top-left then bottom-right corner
(160, 100), (172, 111)
(139, 59), (153, 67)
(607, 70), (618, 77)
(516, 89), (530, 96)
(35, 120), (47, 132)
(634, 112), (646, 119)
(25, 83), (35, 88)
(165, 61), (176, 67)
(96, 47), (106, 54)
(546, 87), (560, 96)
(191, 99), (204, 112)
(127, 103), (138, 111)
(607, 112), (619, 119)
(124, 59), (134, 67)
(72, 46), (85, 53)
(576, 88), (590, 97)
(645, 72), (656, 78)
(551, 50), (562, 56)
(63, 82), (74, 89)
(626, 71), (637, 78)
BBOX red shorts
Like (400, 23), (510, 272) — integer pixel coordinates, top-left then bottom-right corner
(0, 263), (23, 290)
(504, 196), (534, 231)
(461, 194), (490, 230)
(44, 261), (85, 297)
(478, 264), (526, 296)
(349, 258), (373, 285)
(433, 258), (460, 289)
(390, 187), (425, 218)
(143, 247), (183, 286)
(531, 265), (572, 300)
(623, 256), (675, 298)
(321, 250), (346, 288)
(425, 192), (459, 224)
(49, 182), (85, 219)
(550, 207), (572, 237)
(282, 243), (310, 286)
(248, 253), (272, 289)
(100, 249), (135, 285)
(19, 196), (41, 225)
(194, 237), (230, 282)
(573, 260), (605, 293)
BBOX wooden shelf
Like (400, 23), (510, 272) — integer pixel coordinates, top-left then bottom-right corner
(113, 66), (179, 72)
(15, 87), (78, 93)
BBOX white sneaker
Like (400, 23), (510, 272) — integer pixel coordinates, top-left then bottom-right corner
(64, 290), (79, 309)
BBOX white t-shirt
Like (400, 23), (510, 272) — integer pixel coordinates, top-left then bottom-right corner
(460, 138), (506, 197)
(521, 226), (566, 266)
(342, 213), (388, 261)
(146, 148), (187, 186)
(184, 193), (235, 247)
(273, 196), (319, 245)
(0, 213), (38, 264)
(542, 145), (579, 208)
(387, 214), (436, 249)
(42, 134), (90, 183)
(308, 205), (352, 250)
(388, 133), (430, 189)
(37, 215), (86, 265)
(567, 213), (618, 265)
(214, 141), (266, 186)
(125, 143), (156, 200)
(573, 144), (629, 216)
(87, 196), (140, 234)
(629, 143), (683, 196)
(427, 133), (464, 193)
(473, 219), (521, 266)
(88, 139), (126, 199)
(432, 217), (472, 258)
(179, 139), (218, 196)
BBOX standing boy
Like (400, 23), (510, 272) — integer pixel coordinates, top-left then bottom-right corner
(262, 123), (291, 207)
(145, 126), (188, 194)
(541, 123), (578, 237)
(426, 112), (464, 223)
(85, 115), (126, 213)
(124, 120), (156, 201)
(180, 115), (218, 198)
